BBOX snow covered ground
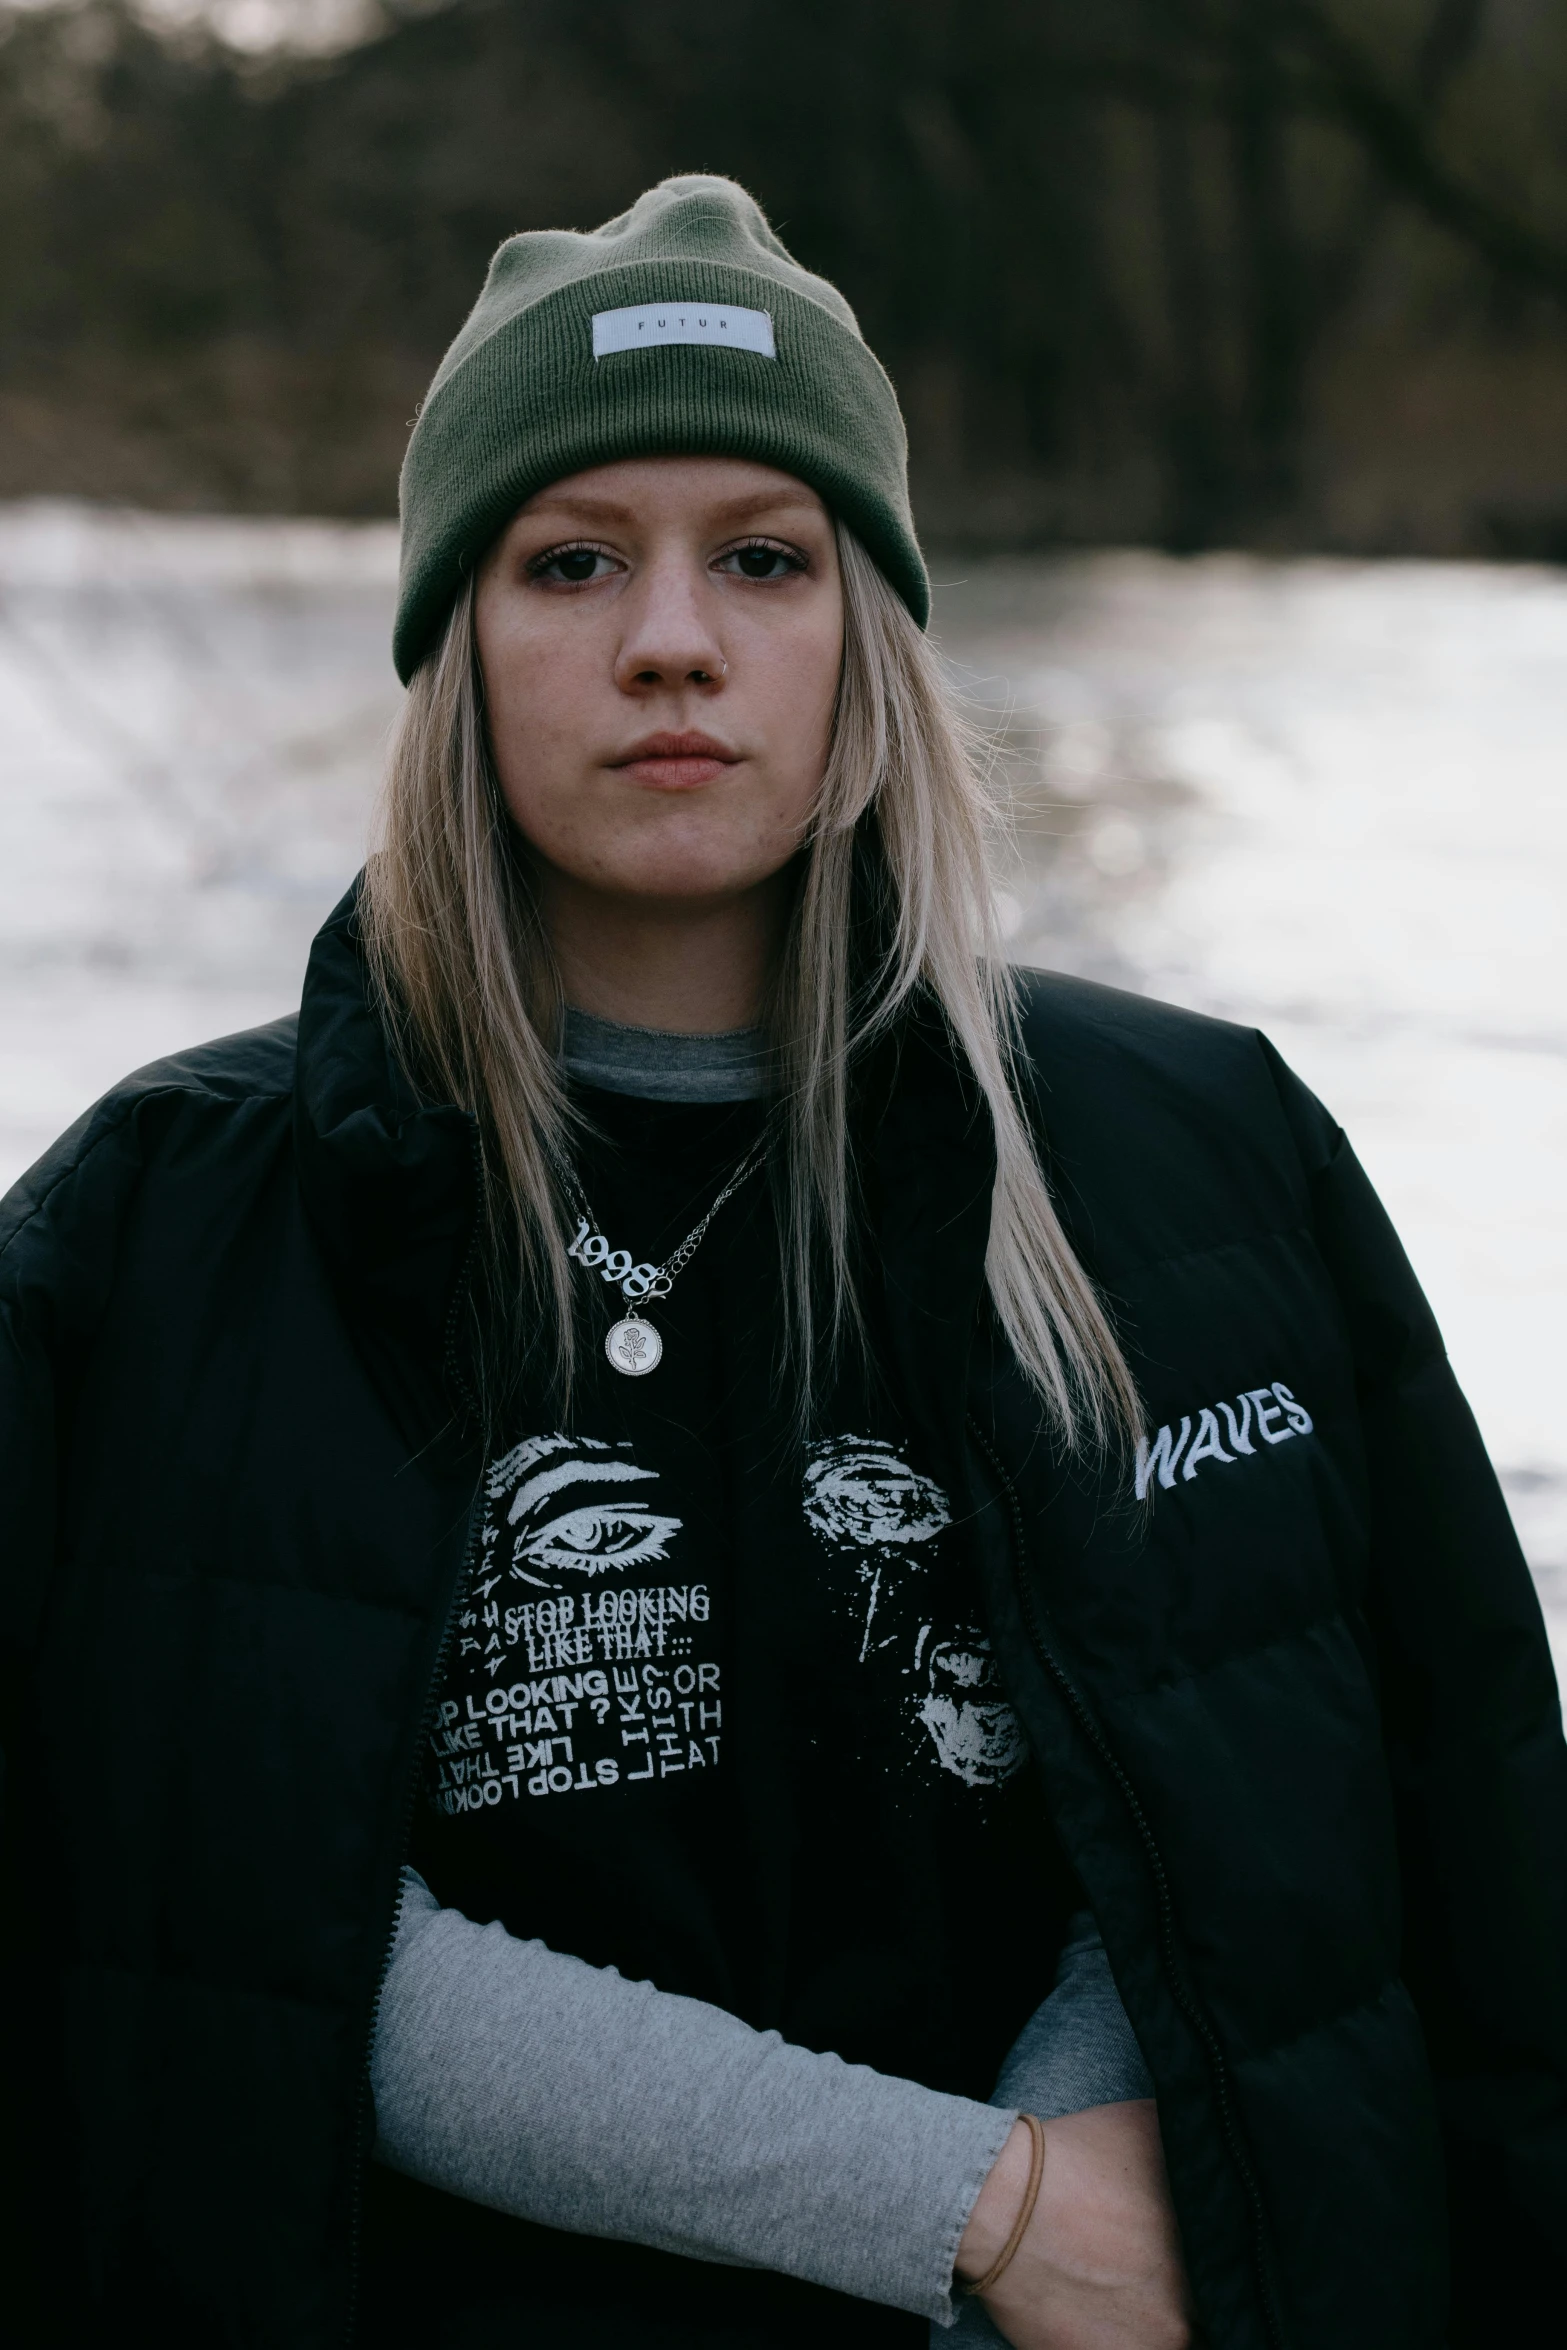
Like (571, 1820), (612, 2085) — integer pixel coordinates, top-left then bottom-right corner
(2, 502), (1562, 1683)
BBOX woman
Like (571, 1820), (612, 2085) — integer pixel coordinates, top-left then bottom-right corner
(0, 175), (1562, 2350)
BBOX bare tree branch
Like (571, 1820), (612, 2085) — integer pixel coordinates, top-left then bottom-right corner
(1415, 0), (1487, 103)
(1283, 0), (1567, 302)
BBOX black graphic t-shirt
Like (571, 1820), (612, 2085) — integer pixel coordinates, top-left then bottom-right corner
(384, 1086), (1078, 2345)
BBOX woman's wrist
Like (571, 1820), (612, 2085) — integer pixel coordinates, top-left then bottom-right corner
(955, 2115), (1040, 2285)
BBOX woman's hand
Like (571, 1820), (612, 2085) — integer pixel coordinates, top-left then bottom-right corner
(955, 2102), (1193, 2350)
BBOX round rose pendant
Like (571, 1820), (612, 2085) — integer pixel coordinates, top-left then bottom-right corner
(605, 1315), (662, 1376)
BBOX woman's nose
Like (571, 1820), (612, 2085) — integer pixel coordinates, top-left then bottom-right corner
(613, 565), (728, 693)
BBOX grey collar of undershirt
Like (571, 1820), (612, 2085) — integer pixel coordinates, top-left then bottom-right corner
(560, 1005), (774, 1103)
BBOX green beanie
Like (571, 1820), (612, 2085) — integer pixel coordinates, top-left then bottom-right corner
(393, 174), (928, 682)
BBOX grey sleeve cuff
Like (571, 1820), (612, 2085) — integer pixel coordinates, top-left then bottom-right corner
(371, 1870), (1016, 2324)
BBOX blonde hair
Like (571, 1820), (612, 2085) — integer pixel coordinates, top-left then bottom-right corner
(360, 524), (1141, 1449)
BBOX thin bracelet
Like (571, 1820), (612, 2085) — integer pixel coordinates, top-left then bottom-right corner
(963, 2113), (1047, 2299)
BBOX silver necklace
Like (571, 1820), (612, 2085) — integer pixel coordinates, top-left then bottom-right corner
(563, 1137), (769, 1376)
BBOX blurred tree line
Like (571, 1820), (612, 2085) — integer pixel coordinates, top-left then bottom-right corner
(1, 0), (1565, 553)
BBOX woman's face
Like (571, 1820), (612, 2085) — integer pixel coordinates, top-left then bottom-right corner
(475, 456), (843, 911)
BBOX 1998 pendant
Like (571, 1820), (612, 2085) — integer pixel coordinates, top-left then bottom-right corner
(605, 1314), (663, 1377)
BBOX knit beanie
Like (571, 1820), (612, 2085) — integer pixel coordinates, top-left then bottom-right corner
(393, 174), (927, 682)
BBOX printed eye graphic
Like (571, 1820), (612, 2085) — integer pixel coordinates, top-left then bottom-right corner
(803, 1436), (951, 1549)
(490, 1433), (685, 1586)
(518, 1505), (683, 1576)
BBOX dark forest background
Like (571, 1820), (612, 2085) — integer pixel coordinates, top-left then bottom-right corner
(2, 0), (1566, 554)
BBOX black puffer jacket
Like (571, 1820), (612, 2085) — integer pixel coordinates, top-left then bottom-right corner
(2, 891), (1563, 2349)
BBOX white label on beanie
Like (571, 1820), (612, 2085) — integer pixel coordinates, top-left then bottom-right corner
(592, 303), (776, 359)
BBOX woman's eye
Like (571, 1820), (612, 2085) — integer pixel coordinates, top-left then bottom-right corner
(717, 542), (806, 582)
(530, 545), (618, 586)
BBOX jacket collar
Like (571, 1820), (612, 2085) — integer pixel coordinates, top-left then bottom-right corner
(293, 883), (480, 1455)
(859, 994), (997, 1498)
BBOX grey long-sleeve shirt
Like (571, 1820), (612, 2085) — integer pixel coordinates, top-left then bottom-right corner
(371, 1869), (1014, 2323)
(370, 1873), (1151, 2327)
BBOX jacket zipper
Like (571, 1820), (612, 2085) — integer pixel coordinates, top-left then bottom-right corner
(342, 1127), (488, 2348)
(966, 1417), (1287, 2350)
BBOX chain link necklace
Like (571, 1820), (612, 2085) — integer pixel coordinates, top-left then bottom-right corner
(562, 1134), (769, 1376)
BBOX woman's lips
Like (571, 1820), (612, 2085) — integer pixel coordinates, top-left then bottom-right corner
(610, 731), (740, 791)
